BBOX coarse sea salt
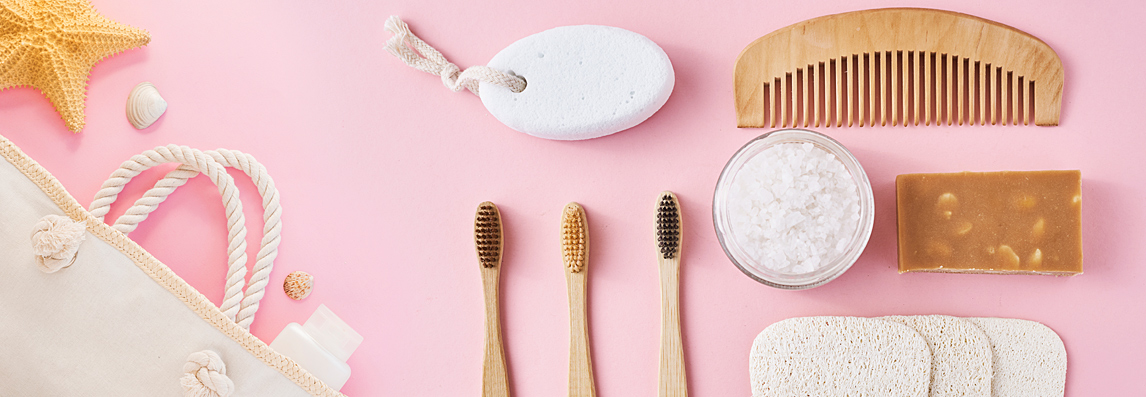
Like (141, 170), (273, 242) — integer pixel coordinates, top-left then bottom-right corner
(727, 142), (860, 274)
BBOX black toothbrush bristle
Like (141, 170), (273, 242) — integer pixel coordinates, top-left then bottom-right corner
(657, 193), (680, 260)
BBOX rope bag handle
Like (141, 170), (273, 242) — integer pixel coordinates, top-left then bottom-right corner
(89, 146), (282, 330)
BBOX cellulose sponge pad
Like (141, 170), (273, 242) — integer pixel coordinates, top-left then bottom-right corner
(751, 316), (1067, 397)
(883, 315), (993, 397)
(479, 25), (674, 140)
(967, 318), (1067, 397)
(749, 316), (932, 397)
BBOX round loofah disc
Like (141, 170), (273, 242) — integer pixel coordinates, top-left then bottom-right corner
(479, 25), (674, 140)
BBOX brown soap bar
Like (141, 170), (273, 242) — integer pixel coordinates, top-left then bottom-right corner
(896, 170), (1082, 275)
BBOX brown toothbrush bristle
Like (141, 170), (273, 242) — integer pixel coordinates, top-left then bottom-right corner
(656, 192), (681, 260)
(561, 203), (587, 273)
(474, 201), (502, 268)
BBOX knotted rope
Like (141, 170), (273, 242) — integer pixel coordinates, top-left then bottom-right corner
(30, 214), (86, 273)
(384, 16), (526, 96)
(181, 350), (234, 397)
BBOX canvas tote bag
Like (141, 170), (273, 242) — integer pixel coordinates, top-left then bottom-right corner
(0, 135), (343, 396)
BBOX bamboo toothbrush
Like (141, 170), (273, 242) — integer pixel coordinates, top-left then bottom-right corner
(475, 202), (509, 397)
(561, 202), (596, 397)
(656, 192), (687, 397)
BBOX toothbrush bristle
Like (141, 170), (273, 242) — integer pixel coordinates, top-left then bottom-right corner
(562, 203), (587, 273)
(657, 192), (681, 260)
(475, 202), (502, 268)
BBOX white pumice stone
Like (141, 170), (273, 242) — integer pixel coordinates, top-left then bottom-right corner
(479, 25), (674, 140)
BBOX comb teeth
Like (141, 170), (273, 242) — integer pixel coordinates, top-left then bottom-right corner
(474, 202), (501, 268)
(656, 192), (680, 260)
(561, 203), (587, 273)
(763, 51), (1036, 128)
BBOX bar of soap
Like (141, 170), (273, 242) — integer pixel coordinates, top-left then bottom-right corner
(896, 171), (1082, 275)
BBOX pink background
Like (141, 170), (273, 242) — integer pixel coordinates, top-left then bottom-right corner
(1, 0), (1142, 395)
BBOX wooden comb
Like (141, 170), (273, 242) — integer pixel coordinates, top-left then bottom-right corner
(734, 8), (1063, 128)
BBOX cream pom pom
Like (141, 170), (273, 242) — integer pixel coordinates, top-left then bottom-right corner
(30, 214), (86, 273)
(181, 350), (235, 397)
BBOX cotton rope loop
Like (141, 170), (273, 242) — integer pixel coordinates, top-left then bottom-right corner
(30, 214), (86, 273)
(181, 350), (235, 397)
(384, 15), (526, 96)
(88, 145), (248, 324)
(107, 149), (283, 329)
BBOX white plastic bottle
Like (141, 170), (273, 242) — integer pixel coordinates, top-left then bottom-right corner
(269, 304), (363, 390)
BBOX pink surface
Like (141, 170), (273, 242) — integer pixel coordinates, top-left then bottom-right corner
(1, 0), (1142, 395)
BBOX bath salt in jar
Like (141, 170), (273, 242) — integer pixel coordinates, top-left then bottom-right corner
(713, 129), (874, 289)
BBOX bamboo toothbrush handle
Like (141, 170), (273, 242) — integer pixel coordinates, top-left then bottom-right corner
(482, 266), (510, 397)
(567, 271), (596, 397)
(658, 257), (687, 397)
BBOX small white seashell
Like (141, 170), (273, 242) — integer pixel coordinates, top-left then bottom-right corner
(126, 82), (168, 129)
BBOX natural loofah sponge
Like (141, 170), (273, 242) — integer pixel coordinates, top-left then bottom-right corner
(0, 0), (151, 132)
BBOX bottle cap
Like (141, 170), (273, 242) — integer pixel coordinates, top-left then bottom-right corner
(303, 304), (363, 362)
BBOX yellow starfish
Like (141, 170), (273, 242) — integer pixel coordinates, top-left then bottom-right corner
(0, 0), (149, 132)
